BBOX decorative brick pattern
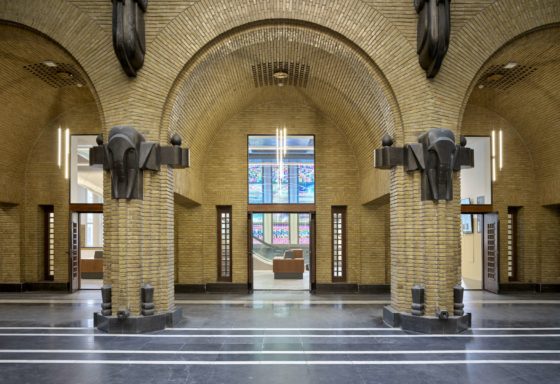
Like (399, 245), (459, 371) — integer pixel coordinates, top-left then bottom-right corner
(0, 0), (558, 318)
(174, 101), (388, 286)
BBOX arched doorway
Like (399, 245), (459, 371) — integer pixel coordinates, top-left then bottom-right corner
(162, 21), (401, 294)
(0, 23), (103, 292)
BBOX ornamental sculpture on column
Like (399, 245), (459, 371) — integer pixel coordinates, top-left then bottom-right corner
(90, 126), (189, 200)
(374, 128), (474, 201)
(414, 0), (452, 78)
(112, 0), (148, 77)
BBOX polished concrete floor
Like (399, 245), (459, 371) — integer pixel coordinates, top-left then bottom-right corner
(253, 270), (310, 290)
(0, 290), (559, 383)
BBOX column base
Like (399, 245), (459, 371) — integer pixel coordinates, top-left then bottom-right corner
(94, 308), (183, 333)
(383, 306), (471, 334)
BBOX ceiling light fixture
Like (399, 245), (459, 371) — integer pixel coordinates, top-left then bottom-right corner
(57, 71), (74, 80)
(504, 62), (518, 69)
(273, 71), (289, 79)
(43, 61), (57, 67)
(486, 73), (504, 82)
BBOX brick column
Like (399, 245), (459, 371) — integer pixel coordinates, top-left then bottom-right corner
(96, 131), (181, 333)
(390, 171), (461, 315)
(382, 132), (469, 334)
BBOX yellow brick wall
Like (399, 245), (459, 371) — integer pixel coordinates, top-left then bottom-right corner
(0, 203), (21, 282)
(22, 104), (101, 283)
(175, 101), (390, 285)
(461, 103), (560, 285)
(0, 0), (558, 316)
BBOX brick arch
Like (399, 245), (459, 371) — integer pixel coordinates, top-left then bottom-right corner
(437, 0), (560, 130)
(160, 20), (403, 204)
(145, 0), (430, 144)
(0, 0), (120, 125)
(161, 20), (402, 154)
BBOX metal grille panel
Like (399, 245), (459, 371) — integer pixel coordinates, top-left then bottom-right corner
(477, 64), (537, 91)
(23, 62), (85, 88)
(251, 61), (310, 88)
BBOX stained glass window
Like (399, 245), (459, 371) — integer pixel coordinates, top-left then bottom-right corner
(298, 214), (310, 245)
(248, 135), (314, 204)
(248, 165), (264, 204)
(272, 213), (290, 244)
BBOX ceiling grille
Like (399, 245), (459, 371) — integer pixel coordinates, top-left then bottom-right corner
(252, 61), (310, 88)
(23, 62), (85, 88)
(477, 64), (537, 91)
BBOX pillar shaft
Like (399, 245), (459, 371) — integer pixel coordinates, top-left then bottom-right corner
(103, 166), (175, 316)
(390, 147), (461, 316)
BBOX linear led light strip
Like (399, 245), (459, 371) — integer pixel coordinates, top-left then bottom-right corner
(491, 129), (503, 182)
(64, 128), (70, 179)
(499, 129), (503, 170)
(275, 127), (287, 181)
(491, 130), (496, 182)
(57, 127), (62, 168)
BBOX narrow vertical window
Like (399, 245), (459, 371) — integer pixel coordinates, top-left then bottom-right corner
(332, 206), (346, 282)
(507, 207), (519, 281)
(43, 206), (55, 280)
(217, 206), (232, 282)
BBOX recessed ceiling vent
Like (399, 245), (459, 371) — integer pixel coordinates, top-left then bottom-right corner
(477, 64), (536, 91)
(23, 62), (85, 88)
(252, 61), (310, 88)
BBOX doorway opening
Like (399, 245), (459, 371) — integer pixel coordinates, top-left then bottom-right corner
(70, 211), (104, 291)
(461, 212), (500, 293)
(249, 212), (314, 291)
(78, 212), (104, 289)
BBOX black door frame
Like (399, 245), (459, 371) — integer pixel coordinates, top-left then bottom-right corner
(247, 210), (316, 292)
(69, 205), (104, 291)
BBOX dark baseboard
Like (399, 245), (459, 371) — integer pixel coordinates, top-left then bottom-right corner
(315, 283), (359, 293)
(499, 283), (560, 293)
(359, 284), (390, 294)
(538, 284), (560, 293)
(499, 283), (538, 292)
(24, 282), (69, 291)
(0, 282), (69, 292)
(0, 283), (24, 292)
(175, 284), (206, 293)
(205, 283), (249, 293)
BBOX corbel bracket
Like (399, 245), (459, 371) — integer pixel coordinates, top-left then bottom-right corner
(90, 126), (189, 200)
(374, 129), (474, 201)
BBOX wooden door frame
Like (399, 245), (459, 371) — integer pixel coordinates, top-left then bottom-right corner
(247, 210), (316, 292)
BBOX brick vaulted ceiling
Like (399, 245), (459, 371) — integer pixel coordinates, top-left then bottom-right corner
(164, 22), (399, 192)
(466, 26), (560, 202)
(0, 24), (99, 202)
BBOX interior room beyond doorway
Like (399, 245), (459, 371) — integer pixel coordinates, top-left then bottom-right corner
(252, 213), (310, 291)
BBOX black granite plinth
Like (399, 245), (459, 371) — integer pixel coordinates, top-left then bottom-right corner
(382, 305), (401, 327)
(94, 308), (183, 333)
(383, 305), (471, 334)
